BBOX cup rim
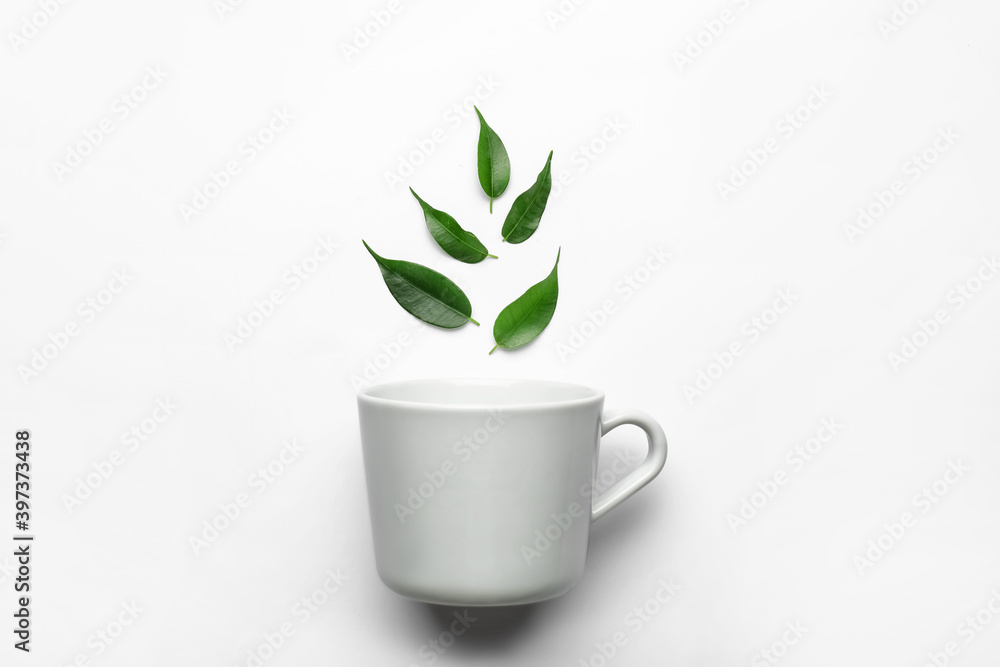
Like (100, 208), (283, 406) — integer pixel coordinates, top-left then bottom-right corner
(357, 377), (604, 411)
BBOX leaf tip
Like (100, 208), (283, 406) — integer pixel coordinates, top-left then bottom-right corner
(362, 239), (381, 263)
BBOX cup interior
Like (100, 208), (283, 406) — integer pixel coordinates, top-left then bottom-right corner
(359, 378), (601, 409)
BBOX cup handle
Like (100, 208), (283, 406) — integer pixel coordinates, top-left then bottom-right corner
(591, 409), (668, 522)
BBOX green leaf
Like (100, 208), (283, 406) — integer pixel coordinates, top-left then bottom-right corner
(502, 150), (553, 244)
(410, 188), (496, 263)
(490, 248), (561, 354)
(474, 106), (510, 213)
(362, 240), (479, 329)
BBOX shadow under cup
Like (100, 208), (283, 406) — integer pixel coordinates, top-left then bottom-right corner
(358, 378), (660, 607)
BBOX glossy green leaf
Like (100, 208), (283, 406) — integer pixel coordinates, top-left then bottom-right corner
(474, 106), (510, 213)
(502, 150), (553, 244)
(363, 240), (479, 329)
(410, 188), (495, 264)
(490, 248), (561, 354)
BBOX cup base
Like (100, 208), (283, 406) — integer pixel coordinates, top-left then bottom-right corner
(379, 573), (582, 607)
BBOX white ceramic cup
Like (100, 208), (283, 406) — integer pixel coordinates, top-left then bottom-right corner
(357, 378), (668, 606)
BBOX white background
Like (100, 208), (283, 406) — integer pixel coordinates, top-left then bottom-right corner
(2, 0), (1000, 664)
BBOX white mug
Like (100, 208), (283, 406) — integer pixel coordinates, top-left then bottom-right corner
(357, 378), (668, 606)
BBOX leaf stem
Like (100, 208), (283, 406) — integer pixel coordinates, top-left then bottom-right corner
(487, 253), (498, 259)
(469, 317), (480, 326)
(489, 344), (498, 354)
(489, 197), (493, 214)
